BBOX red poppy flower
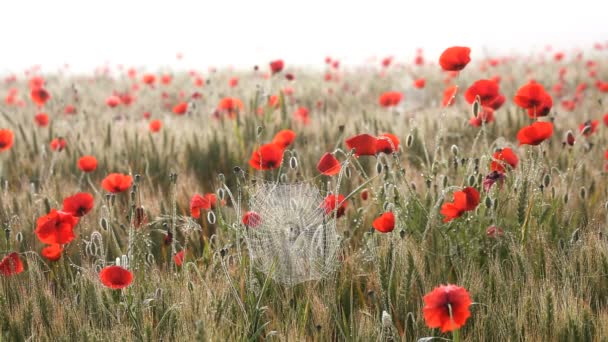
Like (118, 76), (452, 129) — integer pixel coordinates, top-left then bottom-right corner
(41, 244), (63, 261)
(579, 120), (599, 137)
(317, 153), (341, 176)
(322, 194), (347, 218)
(514, 82), (553, 118)
(142, 74), (156, 85)
(35, 209), (79, 244)
(345, 134), (378, 156)
(174, 250), (185, 266)
(173, 102), (188, 115)
(440, 187), (480, 222)
(249, 143), (284, 170)
(30, 87), (51, 107)
(469, 106), (494, 127)
(0, 252), (24, 276)
(34, 113), (49, 127)
(161, 74), (172, 85)
(99, 266), (133, 289)
(372, 211), (395, 233)
(228, 77), (239, 87)
(62, 192), (94, 217)
(64, 105), (76, 114)
(413, 78), (426, 89)
(439, 46), (471, 71)
(378, 91), (403, 107)
(78, 155), (98, 173)
(486, 226), (504, 238)
(376, 133), (400, 154)
(28, 76), (45, 89)
(105, 95), (121, 108)
(294, 107), (310, 124)
(50, 137), (66, 151)
(217, 97), (244, 119)
(490, 147), (518, 172)
(271, 129), (296, 149)
(423, 284), (472, 332)
(516, 122), (553, 146)
(101, 173), (133, 193)
(0, 129), (14, 152)
(442, 85), (458, 107)
(464, 79), (500, 106)
(242, 211), (262, 228)
(381, 56), (393, 68)
(190, 193), (218, 219)
(149, 119), (162, 132)
(270, 59), (285, 74)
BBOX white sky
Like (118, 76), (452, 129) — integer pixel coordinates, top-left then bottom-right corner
(0, 0), (606, 74)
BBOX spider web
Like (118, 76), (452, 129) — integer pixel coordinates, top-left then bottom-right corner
(244, 181), (341, 286)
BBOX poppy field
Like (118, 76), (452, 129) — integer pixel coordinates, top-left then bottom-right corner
(1, 45), (608, 341)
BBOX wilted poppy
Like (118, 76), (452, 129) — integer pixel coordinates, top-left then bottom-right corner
(423, 284), (472, 332)
(372, 211), (395, 233)
(101, 173), (133, 193)
(345, 134), (378, 156)
(490, 147), (518, 172)
(376, 133), (399, 154)
(317, 153), (341, 176)
(272, 129), (296, 149)
(35, 209), (79, 244)
(0, 129), (14, 152)
(378, 91), (403, 107)
(249, 143), (284, 170)
(41, 244), (63, 261)
(322, 194), (347, 218)
(190, 193), (218, 219)
(242, 211), (262, 228)
(62, 192), (94, 217)
(0, 252), (24, 276)
(439, 46), (471, 71)
(99, 265), (133, 289)
(516, 122), (553, 145)
(440, 187), (480, 222)
(78, 155), (98, 173)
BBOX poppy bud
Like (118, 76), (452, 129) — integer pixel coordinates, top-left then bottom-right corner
(468, 174), (476, 186)
(207, 210), (216, 224)
(100, 218), (109, 230)
(451, 145), (459, 156)
(485, 196), (493, 209)
(289, 156), (298, 169)
(217, 188), (225, 201)
(580, 124), (592, 136)
(345, 165), (352, 178)
(579, 187), (586, 200)
(399, 229), (406, 239)
(565, 130), (575, 146)
(472, 95), (481, 118)
(15, 231), (22, 242)
(563, 193), (569, 204)
(493, 197), (498, 210)
(406, 134), (414, 147)
(256, 126), (264, 137)
(376, 161), (383, 174)
(217, 173), (225, 183)
(543, 174), (551, 187)
(442, 175), (448, 188)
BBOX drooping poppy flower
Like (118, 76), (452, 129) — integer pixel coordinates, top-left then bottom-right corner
(378, 91), (403, 107)
(41, 244), (63, 261)
(99, 265), (133, 289)
(0, 252), (24, 276)
(50, 137), (66, 151)
(490, 147), (518, 172)
(217, 97), (244, 119)
(413, 78), (426, 89)
(173, 102), (188, 115)
(30, 87), (51, 107)
(464, 79), (500, 106)
(439, 46), (471, 71)
(469, 106), (494, 127)
(271, 129), (296, 149)
(35, 209), (79, 244)
(372, 211), (395, 233)
(376, 133), (400, 154)
(423, 284), (473, 332)
(514, 82), (553, 118)
(101, 173), (133, 193)
(322, 194), (347, 218)
(294, 107), (310, 124)
(317, 153), (341, 176)
(483, 171), (506, 192)
(579, 120), (599, 137)
(0, 129), (14, 152)
(34, 112), (49, 127)
(62, 192), (94, 217)
(442, 85), (458, 107)
(174, 250), (185, 266)
(242, 211), (262, 228)
(440, 187), (480, 222)
(249, 143), (284, 170)
(105, 95), (121, 108)
(190, 193), (218, 219)
(516, 122), (553, 146)
(78, 155), (98, 172)
(345, 134), (378, 156)
(149, 119), (162, 132)
(269, 59), (284, 74)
